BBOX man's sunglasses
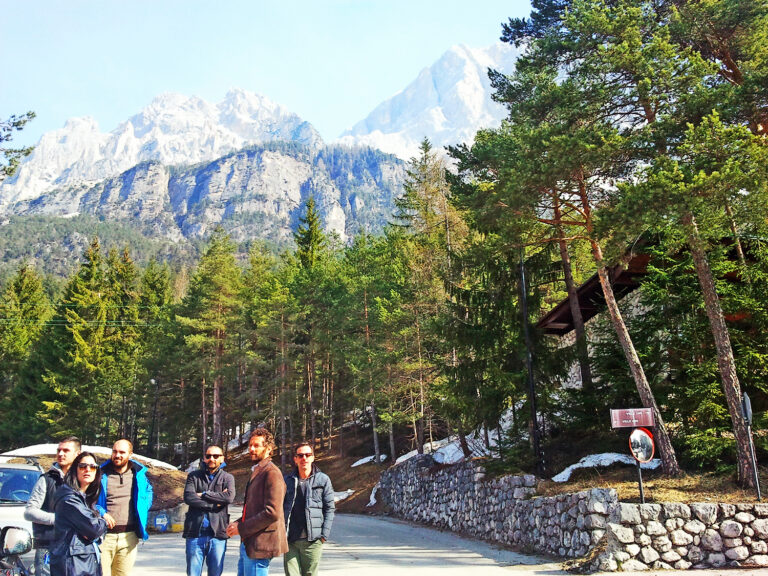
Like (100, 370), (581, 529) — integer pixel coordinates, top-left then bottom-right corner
(295, 453), (313, 458)
(78, 463), (99, 471)
(204, 454), (223, 459)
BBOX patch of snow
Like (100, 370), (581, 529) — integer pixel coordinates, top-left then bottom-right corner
(551, 452), (661, 482)
(432, 442), (467, 465)
(395, 450), (418, 464)
(351, 454), (387, 468)
(333, 489), (355, 503)
(1, 444), (177, 470)
(228, 423), (252, 450)
(366, 483), (379, 507)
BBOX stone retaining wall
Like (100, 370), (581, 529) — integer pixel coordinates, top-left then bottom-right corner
(378, 455), (768, 571)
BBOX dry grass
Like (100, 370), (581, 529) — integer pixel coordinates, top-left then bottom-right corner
(538, 463), (768, 504)
(314, 446), (387, 514)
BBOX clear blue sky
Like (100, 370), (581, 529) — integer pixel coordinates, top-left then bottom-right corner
(2, 1), (531, 148)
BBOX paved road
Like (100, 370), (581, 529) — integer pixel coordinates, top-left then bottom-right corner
(135, 512), (560, 575)
(134, 512), (768, 575)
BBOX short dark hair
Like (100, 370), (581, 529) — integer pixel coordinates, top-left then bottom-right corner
(294, 442), (313, 455)
(64, 452), (103, 509)
(250, 427), (276, 452)
(58, 436), (81, 451)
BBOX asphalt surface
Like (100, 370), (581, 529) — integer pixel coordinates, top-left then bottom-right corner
(133, 512), (768, 575)
(134, 511), (560, 575)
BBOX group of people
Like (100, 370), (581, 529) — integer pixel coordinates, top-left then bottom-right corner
(23, 427), (334, 576)
(24, 437), (152, 576)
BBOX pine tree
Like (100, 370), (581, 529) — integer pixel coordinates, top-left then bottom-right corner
(0, 264), (52, 393)
(176, 228), (243, 448)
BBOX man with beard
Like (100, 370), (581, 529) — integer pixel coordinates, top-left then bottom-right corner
(226, 428), (287, 576)
(184, 445), (235, 576)
(97, 439), (153, 576)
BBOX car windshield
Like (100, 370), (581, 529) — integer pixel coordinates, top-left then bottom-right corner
(0, 469), (39, 502)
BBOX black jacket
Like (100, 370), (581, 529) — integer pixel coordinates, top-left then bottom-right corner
(283, 465), (335, 542)
(28, 466), (65, 547)
(183, 462), (235, 539)
(50, 484), (108, 576)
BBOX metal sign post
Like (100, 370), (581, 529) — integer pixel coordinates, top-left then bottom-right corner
(742, 392), (761, 501)
(612, 409), (657, 503)
(629, 427), (655, 504)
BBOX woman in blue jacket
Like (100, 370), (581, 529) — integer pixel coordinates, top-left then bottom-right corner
(50, 452), (109, 576)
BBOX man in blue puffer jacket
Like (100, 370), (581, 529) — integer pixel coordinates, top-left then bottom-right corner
(282, 442), (335, 576)
(96, 439), (153, 576)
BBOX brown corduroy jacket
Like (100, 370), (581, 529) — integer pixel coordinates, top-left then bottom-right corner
(238, 458), (288, 559)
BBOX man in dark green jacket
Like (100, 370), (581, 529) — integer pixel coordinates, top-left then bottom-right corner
(183, 445), (235, 576)
(282, 442), (335, 576)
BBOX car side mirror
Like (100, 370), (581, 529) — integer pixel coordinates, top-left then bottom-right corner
(0, 526), (32, 557)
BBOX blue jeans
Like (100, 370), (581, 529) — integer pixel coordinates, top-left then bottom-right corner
(186, 535), (227, 576)
(237, 542), (271, 576)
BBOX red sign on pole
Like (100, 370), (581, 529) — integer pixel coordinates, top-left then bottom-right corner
(610, 408), (655, 429)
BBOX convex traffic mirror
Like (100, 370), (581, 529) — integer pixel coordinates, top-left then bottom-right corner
(629, 427), (655, 463)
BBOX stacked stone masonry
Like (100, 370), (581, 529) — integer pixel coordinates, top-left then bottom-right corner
(378, 455), (768, 572)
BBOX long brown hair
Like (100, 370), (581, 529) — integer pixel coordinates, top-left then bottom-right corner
(64, 452), (103, 509)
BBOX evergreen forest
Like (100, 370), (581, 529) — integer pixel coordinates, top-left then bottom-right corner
(1, 0), (767, 483)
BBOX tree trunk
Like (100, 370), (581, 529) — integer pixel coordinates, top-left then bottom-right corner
(328, 367), (334, 451)
(201, 375), (208, 453)
(280, 311), (289, 470)
(724, 202), (749, 280)
(363, 287), (381, 463)
(213, 373), (222, 447)
(389, 420), (397, 462)
(308, 352), (317, 449)
(457, 424), (472, 458)
(685, 213), (755, 487)
(554, 195), (594, 394)
(213, 322), (223, 446)
(415, 317), (426, 453)
(578, 176), (680, 475)
(593, 253), (680, 475)
(371, 399), (381, 463)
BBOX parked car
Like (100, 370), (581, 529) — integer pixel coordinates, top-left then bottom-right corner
(0, 461), (43, 533)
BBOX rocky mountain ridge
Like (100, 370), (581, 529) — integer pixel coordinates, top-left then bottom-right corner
(1, 42), (519, 212)
(9, 142), (405, 244)
(1, 89), (322, 205)
(0, 42), (520, 277)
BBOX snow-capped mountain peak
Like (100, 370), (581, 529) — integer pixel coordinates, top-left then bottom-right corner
(336, 42), (522, 159)
(0, 90), (323, 205)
